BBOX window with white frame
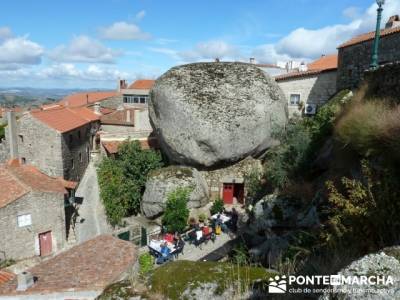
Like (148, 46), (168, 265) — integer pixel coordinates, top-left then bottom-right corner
(17, 214), (32, 227)
(289, 94), (301, 106)
(123, 95), (148, 104)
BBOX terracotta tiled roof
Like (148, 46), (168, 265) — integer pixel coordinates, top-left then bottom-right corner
(275, 69), (324, 81)
(275, 55), (337, 81)
(0, 107), (23, 118)
(128, 79), (155, 90)
(338, 26), (400, 49)
(100, 108), (137, 126)
(59, 91), (117, 108)
(102, 138), (158, 154)
(308, 54), (338, 70)
(31, 106), (99, 133)
(0, 271), (15, 286)
(0, 235), (137, 296)
(0, 160), (74, 208)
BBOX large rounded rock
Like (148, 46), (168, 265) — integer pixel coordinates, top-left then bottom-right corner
(141, 166), (209, 218)
(149, 62), (287, 168)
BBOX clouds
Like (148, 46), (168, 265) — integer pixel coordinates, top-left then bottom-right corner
(0, 28), (44, 72)
(257, 0), (400, 61)
(0, 27), (12, 40)
(37, 63), (129, 81)
(99, 21), (151, 40)
(151, 40), (242, 63)
(48, 35), (121, 64)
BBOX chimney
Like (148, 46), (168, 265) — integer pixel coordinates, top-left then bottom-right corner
(386, 15), (400, 29)
(86, 94), (89, 104)
(299, 62), (308, 72)
(93, 102), (101, 115)
(17, 271), (34, 291)
(7, 111), (19, 159)
(126, 109), (131, 123)
(249, 57), (255, 64)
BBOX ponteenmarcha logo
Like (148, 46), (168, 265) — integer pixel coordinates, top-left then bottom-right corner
(268, 275), (287, 293)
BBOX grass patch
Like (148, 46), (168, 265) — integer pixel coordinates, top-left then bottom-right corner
(150, 260), (275, 299)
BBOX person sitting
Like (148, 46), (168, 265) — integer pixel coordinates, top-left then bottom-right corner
(174, 234), (185, 258)
(156, 242), (172, 264)
(195, 229), (203, 248)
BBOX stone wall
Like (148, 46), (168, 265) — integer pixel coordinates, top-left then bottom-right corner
(277, 70), (337, 118)
(337, 32), (400, 91)
(0, 191), (66, 260)
(61, 121), (99, 181)
(0, 140), (9, 163)
(16, 114), (64, 177)
(200, 157), (262, 200)
(364, 62), (400, 102)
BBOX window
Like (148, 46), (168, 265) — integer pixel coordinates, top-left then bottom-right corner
(69, 134), (73, 145)
(18, 135), (24, 143)
(78, 130), (81, 140)
(290, 94), (301, 106)
(123, 95), (148, 104)
(21, 157), (26, 164)
(71, 159), (74, 169)
(79, 152), (82, 162)
(17, 214), (32, 227)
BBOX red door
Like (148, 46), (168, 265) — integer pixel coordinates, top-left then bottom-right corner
(39, 231), (52, 256)
(223, 183), (234, 204)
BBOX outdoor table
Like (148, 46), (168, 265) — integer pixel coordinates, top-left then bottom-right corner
(148, 239), (177, 256)
(210, 213), (231, 223)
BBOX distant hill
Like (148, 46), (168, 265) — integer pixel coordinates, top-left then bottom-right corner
(0, 87), (112, 108)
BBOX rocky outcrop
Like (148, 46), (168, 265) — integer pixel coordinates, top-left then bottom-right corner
(321, 247), (400, 300)
(149, 62), (287, 169)
(141, 166), (209, 218)
(244, 194), (320, 265)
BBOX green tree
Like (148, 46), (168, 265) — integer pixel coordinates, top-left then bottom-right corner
(97, 140), (163, 225)
(210, 197), (224, 215)
(162, 187), (191, 233)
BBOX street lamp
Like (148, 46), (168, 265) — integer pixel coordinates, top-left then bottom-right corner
(370, 0), (385, 69)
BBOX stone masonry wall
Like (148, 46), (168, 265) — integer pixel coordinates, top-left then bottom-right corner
(17, 114), (64, 177)
(0, 191), (66, 260)
(277, 71), (337, 118)
(200, 157), (262, 200)
(61, 121), (99, 181)
(337, 32), (400, 91)
(364, 62), (400, 102)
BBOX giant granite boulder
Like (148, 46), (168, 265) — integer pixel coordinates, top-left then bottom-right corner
(321, 247), (400, 300)
(141, 166), (209, 218)
(149, 62), (287, 168)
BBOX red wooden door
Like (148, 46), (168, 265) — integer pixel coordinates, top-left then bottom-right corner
(39, 231), (52, 256)
(223, 183), (234, 204)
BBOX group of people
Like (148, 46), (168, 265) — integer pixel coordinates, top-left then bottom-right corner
(156, 232), (185, 264)
(153, 208), (240, 263)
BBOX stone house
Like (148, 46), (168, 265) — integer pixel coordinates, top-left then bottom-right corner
(6, 106), (100, 181)
(119, 79), (155, 107)
(98, 106), (157, 157)
(0, 160), (76, 261)
(275, 54), (338, 118)
(0, 235), (137, 300)
(337, 15), (400, 90)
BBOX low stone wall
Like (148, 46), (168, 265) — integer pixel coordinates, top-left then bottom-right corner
(364, 62), (400, 102)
